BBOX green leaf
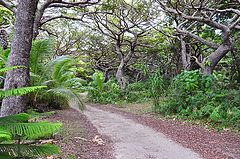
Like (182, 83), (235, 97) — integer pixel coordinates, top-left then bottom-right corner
(0, 86), (47, 99)
(0, 113), (30, 123)
(0, 122), (62, 140)
(0, 144), (60, 158)
(0, 66), (25, 73)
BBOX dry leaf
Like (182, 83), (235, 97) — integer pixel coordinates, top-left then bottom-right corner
(47, 156), (54, 159)
(40, 139), (54, 144)
(92, 135), (105, 146)
(74, 137), (88, 141)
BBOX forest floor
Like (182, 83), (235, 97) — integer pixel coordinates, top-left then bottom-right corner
(47, 108), (113, 159)
(48, 103), (240, 159)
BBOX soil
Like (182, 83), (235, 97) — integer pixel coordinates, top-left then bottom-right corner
(47, 108), (114, 159)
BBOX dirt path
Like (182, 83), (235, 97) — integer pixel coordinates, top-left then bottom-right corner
(47, 108), (113, 159)
(84, 106), (202, 159)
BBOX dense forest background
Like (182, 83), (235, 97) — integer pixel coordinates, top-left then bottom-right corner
(0, 0), (239, 158)
(0, 0), (240, 128)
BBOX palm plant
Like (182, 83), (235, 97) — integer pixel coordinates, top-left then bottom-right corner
(0, 113), (61, 158)
(0, 67), (62, 158)
(30, 40), (85, 110)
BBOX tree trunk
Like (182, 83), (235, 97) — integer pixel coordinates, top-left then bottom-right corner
(1, 0), (38, 117)
(0, 29), (8, 50)
(33, 11), (42, 40)
(180, 35), (191, 70)
(33, 1), (50, 39)
(104, 69), (110, 82)
(202, 42), (232, 75)
(116, 59), (126, 90)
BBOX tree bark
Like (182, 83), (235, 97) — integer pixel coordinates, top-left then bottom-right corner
(1, 0), (38, 117)
(0, 29), (8, 50)
(180, 35), (191, 70)
(116, 59), (126, 90)
(203, 42), (232, 75)
(33, 1), (52, 39)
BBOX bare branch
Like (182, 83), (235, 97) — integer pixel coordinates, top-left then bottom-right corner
(176, 27), (220, 49)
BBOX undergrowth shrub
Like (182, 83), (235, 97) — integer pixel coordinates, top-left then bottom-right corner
(29, 40), (85, 111)
(155, 70), (240, 130)
(87, 72), (152, 104)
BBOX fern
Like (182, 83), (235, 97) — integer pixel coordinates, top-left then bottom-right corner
(0, 113), (62, 158)
(0, 122), (62, 140)
(0, 113), (30, 123)
(30, 40), (53, 74)
(0, 86), (47, 98)
(49, 56), (75, 81)
(0, 113), (62, 140)
(0, 66), (25, 73)
(0, 144), (59, 158)
(0, 130), (11, 142)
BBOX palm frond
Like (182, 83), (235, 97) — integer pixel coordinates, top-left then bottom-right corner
(46, 87), (85, 110)
(30, 40), (53, 74)
(0, 86), (47, 99)
(63, 78), (86, 88)
(0, 144), (59, 158)
(51, 57), (75, 81)
(1, 122), (62, 140)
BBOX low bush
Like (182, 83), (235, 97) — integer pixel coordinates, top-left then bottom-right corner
(155, 70), (240, 130)
(87, 72), (152, 104)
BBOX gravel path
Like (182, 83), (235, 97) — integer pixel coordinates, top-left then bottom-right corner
(84, 106), (202, 159)
(93, 104), (240, 159)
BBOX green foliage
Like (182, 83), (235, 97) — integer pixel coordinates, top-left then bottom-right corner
(0, 144), (59, 158)
(30, 39), (53, 75)
(2, 122), (62, 140)
(0, 71), (61, 158)
(0, 7), (14, 25)
(148, 70), (164, 111)
(87, 73), (122, 104)
(87, 71), (161, 104)
(0, 86), (46, 98)
(29, 40), (86, 110)
(154, 70), (240, 130)
(0, 113), (61, 158)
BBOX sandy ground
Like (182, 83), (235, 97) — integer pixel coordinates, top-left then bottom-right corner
(84, 106), (202, 159)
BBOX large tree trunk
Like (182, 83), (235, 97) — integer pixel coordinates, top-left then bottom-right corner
(1, 0), (38, 117)
(202, 42), (232, 75)
(116, 59), (126, 90)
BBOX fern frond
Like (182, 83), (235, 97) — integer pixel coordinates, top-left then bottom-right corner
(52, 57), (75, 81)
(0, 113), (30, 123)
(0, 130), (12, 142)
(30, 40), (53, 74)
(0, 153), (12, 159)
(64, 78), (86, 87)
(0, 66), (25, 73)
(0, 122), (62, 140)
(0, 144), (59, 158)
(0, 86), (47, 99)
